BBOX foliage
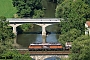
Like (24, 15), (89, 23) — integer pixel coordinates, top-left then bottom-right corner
(16, 23), (35, 34)
(0, 0), (17, 18)
(12, 0), (43, 18)
(33, 9), (44, 18)
(0, 16), (14, 54)
(20, 23), (33, 32)
(56, 1), (90, 60)
(0, 17), (31, 59)
(57, 0), (65, 4)
(69, 35), (90, 60)
(1, 50), (31, 60)
(55, 0), (90, 34)
(58, 29), (81, 46)
(48, 0), (57, 3)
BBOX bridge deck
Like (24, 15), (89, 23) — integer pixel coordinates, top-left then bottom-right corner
(7, 18), (61, 23)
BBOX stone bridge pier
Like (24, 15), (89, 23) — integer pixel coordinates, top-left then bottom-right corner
(30, 55), (68, 60)
(9, 24), (22, 35)
(9, 24), (22, 45)
(36, 24), (52, 43)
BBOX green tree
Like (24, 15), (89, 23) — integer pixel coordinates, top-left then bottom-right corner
(33, 9), (44, 18)
(57, 0), (65, 4)
(12, 0), (43, 18)
(0, 16), (14, 54)
(1, 50), (32, 60)
(19, 23), (33, 32)
(69, 35), (90, 60)
(58, 29), (81, 46)
(48, 0), (57, 3)
(55, 0), (90, 34)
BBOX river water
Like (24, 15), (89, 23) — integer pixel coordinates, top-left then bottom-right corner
(16, 0), (61, 60)
(17, 24), (60, 48)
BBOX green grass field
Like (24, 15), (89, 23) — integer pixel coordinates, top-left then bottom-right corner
(0, 0), (17, 18)
(0, 59), (13, 60)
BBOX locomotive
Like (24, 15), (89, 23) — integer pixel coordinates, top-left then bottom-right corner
(28, 43), (63, 51)
(28, 42), (72, 51)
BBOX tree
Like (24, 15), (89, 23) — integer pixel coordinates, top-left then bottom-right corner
(57, 0), (65, 4)
(1, 50), (32, 60)
(16, 23), (32, 34)
(0, 16), (14, 54)
(48, 0), (57, 3)
(69, 35), (90, 60)
(58, 29), (81, 46)
(55, 0), (90, 34)
(85, 0), (90, 20)
(12, 0), (43, 18)
(33, 9), (44, 18)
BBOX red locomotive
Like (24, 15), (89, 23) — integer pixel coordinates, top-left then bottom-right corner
(28, 43), (63, 51)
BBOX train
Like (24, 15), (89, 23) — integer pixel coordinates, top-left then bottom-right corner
(28, 42), (72, 51)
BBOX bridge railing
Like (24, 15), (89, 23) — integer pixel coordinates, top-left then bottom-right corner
(7, 18), (64, 22)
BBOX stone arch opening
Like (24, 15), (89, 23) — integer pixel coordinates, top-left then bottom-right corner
(44, 57), (61, 60)
(30, 55), (68, 60)
(46, 23), (60, 32)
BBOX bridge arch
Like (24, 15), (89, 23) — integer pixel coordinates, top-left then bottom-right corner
(44, 57), (61, 60)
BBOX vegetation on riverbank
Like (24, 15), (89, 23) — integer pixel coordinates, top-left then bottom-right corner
(0, 17), (32, 60)
(56, 0), (90, 60)
(0, 16), (14, 54)
(12, 0), (44, 18)
(0, 50), (31, 60)
(56, 0), (90, 44)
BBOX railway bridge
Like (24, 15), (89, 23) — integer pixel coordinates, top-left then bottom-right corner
(7, 18), (63, 44)
(14, 49), (70, 60)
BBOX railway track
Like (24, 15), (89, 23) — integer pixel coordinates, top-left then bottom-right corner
(10, 49), (70, 55)
(18, 50), (70, 55)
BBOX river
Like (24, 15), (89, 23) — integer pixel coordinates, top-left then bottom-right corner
(17, 24), (60, 48)
(16, 0), (61, 60)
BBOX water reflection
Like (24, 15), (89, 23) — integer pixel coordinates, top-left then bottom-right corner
(17, 34), (37, 48)
(35, 34), (58, 43)
(46, 34), (57, 43)
(35, 34), (42, 43)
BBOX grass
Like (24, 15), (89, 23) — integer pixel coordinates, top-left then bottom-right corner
(0, 59), (12, 60)
(0, 0), (17, 18)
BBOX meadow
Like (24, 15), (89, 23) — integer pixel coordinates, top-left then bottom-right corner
(0, 0), (17, 18)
